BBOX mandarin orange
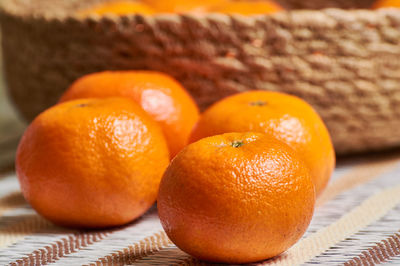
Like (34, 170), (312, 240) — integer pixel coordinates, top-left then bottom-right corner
(60, 71), (199, 158)
(372, 0), (400, 8)
(78, 1), (155, 16)
(142, 0), (228, 13)
(208, 0), (283, 15)
(16, 98), (169, 228)
(190, 91), (335, 196)
(158, 132), (315, 264)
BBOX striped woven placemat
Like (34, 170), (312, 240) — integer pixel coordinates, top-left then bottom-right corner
(1, 132), (400, 265)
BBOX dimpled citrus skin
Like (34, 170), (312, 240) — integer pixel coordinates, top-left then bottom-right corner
(60, 71), (199, 158)
(158, 132), (315, 264)
(79, 1), (155, 16)
(372, 0), (400, 8)
(209, 0), (283, 15)
(190, 91), (335, 196)
(16, 98), (169, 228)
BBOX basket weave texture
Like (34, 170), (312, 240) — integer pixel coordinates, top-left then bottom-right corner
(1, 0), (400, 154)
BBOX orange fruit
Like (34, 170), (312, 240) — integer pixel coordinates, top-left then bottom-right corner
(16, 98), (169, 228)
(190, 91), (335, 196)
(60, 71), (199, 158)
(372, 0), (400, 8)
(158, 132), (315, 264)
(208, 0), (283, 15)
(142, 0), (228, 13)
(78, 1), (155, 16)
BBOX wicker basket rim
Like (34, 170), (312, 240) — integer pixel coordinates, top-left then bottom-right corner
(2, 8), (400, 26)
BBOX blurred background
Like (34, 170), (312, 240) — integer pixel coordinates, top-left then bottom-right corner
(0, 32), (26, 174)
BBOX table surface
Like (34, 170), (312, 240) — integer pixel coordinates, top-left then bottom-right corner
(1, 58), (400, 266)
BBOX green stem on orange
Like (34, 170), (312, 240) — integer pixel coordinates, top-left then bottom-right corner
(249, 101), (267, 106)
(231, 140), (244, 148)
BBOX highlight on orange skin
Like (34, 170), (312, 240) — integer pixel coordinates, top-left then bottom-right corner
(208, 0), (284, 15)
(372, 0), (400, 8)
(78, 1), (155, 16)
(60, 71), (200, 158)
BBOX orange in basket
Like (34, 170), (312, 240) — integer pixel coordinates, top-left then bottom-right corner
(158, 132), (315, 264)
(60, 71), (199, 158)
(372, 0), (400, 8)
(16, 98), (169, 228)
(142, 0), (228, 13)
(208, 0), (283, 15)
(190, 91), (335, 196)
(78, 1), (155, 16)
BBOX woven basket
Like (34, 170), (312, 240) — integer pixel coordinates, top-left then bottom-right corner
(1, 0), (400, 154)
